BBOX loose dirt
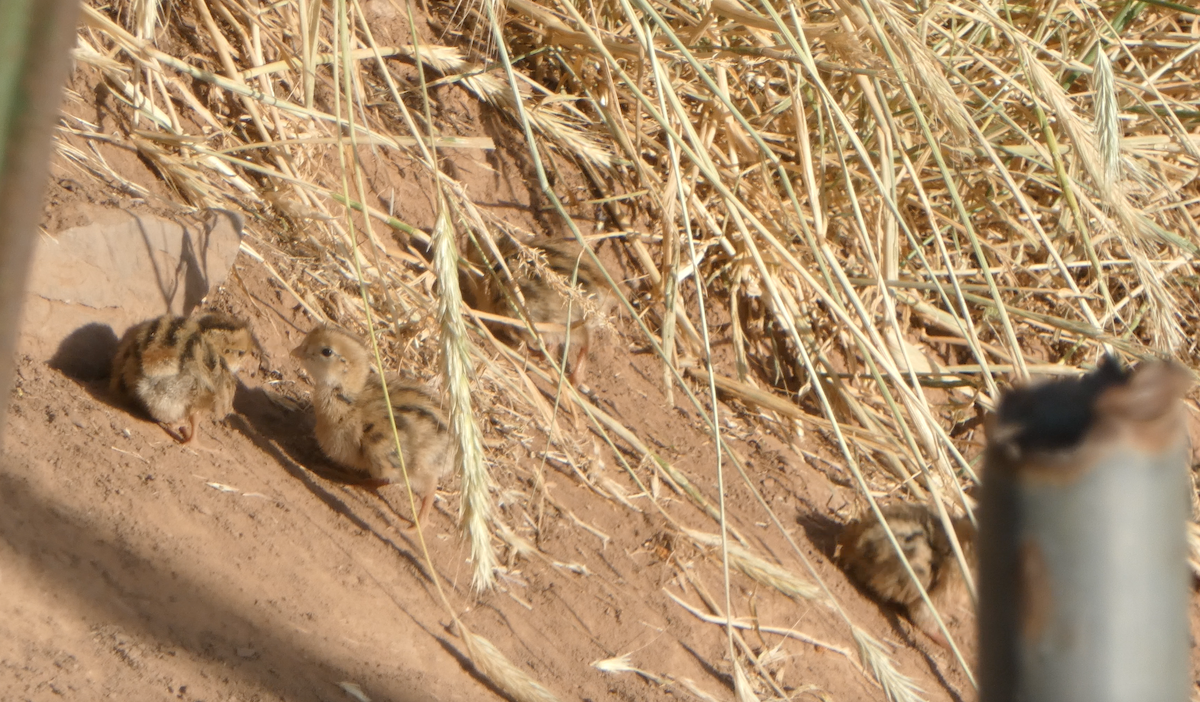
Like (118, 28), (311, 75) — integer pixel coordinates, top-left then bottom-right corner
(3, 178), (970, 702)
(2, 7), (1197, 702)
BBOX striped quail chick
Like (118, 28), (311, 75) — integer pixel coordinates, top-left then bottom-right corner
(291, 326), (453, 528)
(111, 312), (258, 445)
(837, 502), (976, 647)
(469, 237), (610, 384)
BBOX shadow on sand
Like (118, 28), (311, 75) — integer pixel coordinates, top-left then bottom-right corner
(0, 465), (433, 702)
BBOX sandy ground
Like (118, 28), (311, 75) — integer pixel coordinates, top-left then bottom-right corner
(2, 6), (1197, 702)
(2, 200), (981, 702)
(1, 259), (985, 702)
(5, 254), (978, 701)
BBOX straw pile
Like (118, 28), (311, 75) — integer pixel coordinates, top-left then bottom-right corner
(59, 0), (1200, 699)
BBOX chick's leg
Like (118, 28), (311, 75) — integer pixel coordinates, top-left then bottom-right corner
(180, 412), (203, 446)
(158, 422), (187, 443)
(156, 411), (198, 444)
(404, 491), (438, 533)
(908, 599), (950, 649)
(418, 490), (437, 523)
(568, 325), (591, 385)
(357, 480), (425, 533)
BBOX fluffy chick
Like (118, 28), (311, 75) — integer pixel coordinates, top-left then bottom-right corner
(111, 312), (258, 445)
(836, 502), (976, 647)
(291, 326), (453, 527)
(468, 237), (610, 384)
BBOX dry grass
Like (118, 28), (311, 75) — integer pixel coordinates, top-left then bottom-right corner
(60, 0), (1200, 698)
(460, 626), (564, 702)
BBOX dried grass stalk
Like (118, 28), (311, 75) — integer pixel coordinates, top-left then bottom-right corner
(460, 627), (563, 702)
(852, 627), (927, 702)
(686, 529), (823, 601)
(431, 208), (497, 592)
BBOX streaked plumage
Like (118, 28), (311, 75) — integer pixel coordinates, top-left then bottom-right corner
(111, 311), (258, 444)
(291, 326), (453, 527)
(837, 502), (975, 646)
(469, 237), (610, 384)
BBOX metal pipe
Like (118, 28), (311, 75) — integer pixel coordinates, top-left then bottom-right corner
(0, 0), (81, 437)
(979, 356), (1192, 702)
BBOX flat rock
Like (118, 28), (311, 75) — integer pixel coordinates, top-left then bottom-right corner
(18, 208), (243, 380)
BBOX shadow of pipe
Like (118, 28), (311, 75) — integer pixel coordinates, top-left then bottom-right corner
(0, 465), (431, 702)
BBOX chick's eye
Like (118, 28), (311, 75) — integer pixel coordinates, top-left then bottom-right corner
(321, 347), (334, 357)
(238, 350), (246, 356)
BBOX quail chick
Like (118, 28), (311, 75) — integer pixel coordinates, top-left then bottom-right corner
(837, 502), (976, 647)
(291, 326), (453, 528)
(469, 237), (610, 384)
(111, 312), (259, 445)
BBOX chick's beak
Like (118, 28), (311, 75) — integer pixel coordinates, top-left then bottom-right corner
(290, 344), (303, 360)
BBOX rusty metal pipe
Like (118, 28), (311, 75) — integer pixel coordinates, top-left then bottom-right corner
(979, 357), (1192, 702)
(0, 0), (81, 437)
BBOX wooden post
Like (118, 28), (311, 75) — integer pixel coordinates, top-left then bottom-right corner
(0, 0), (81, 436)
(979, 357), (1192, 702)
